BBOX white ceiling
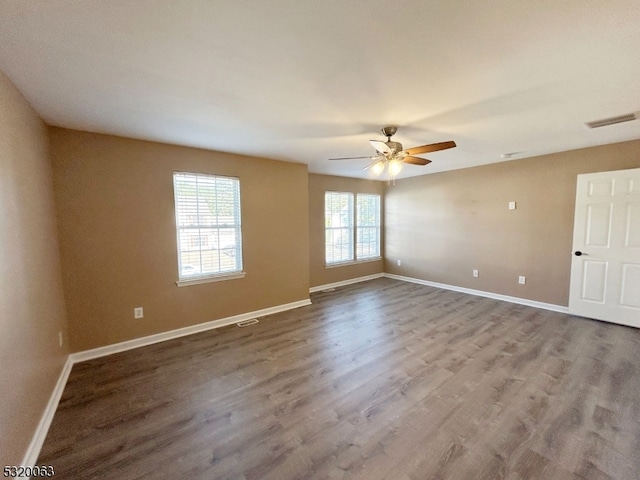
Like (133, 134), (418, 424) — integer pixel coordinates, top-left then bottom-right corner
(1, 0), (639, 179)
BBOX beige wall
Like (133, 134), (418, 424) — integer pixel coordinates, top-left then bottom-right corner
(385, 140), (640, 306)
(49, 128), (310, 352)
(309, 174), (385, 288)
(2, 75), (637, 462)
(0, 72), (69, 465)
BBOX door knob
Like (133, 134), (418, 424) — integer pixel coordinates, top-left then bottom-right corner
(574, 251), (584, 256)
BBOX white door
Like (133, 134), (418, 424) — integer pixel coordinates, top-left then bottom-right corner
(569, 168), (640, 328)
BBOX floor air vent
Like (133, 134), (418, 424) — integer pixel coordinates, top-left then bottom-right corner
(236, 318), (259, 327)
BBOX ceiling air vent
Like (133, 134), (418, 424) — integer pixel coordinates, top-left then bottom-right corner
(585, 112), (638, 129)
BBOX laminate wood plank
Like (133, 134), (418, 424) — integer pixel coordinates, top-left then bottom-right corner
(38, 278), (640, 479)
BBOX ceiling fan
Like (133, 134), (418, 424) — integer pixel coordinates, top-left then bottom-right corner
(329, 126), (456, 180)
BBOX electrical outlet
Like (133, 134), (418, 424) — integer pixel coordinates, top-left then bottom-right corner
(58, 331), (63, 348)
(397, 259), (402, 266)
(509, 201), (517, 210)
(473, 269), (479, 277)
(518, 276), (526, 284)
(134, 307), (144, 319)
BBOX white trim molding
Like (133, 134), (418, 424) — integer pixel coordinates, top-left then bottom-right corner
(21, 298), (311, 470)
(72, 298), (311, 363)
(21, 356), (74, 469)
(310, 273), (385, 293)
(384, 273), (569, 314)
(176, 271), (246, 287)
(324, 257), (382, 269)
(19, 277), (567, 470)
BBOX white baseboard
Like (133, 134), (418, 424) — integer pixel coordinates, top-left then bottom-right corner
(309, 273), (385, 293)
(21, 298), (311, 471)
(21, 355), (73, 469)
(19, 277), (566, 471)
(384, 273), (569, 314)
(72, 298), (312, 364)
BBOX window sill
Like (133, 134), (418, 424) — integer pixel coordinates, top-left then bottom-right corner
(325, 257), (382, 269)
(176, 271), (246, 287)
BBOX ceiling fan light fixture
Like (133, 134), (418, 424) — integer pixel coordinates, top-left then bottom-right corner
(388, 158), (403, 177)
(371, 160), (385, 176)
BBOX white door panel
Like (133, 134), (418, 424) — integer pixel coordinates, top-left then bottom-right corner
(585, 204), (612, 247)
(569, 167), (640, 328)
(580, 260), (607, 303)
(625, 203), (640, 247)
(620, 263), (640, 308)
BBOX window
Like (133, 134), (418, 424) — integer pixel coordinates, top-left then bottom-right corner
(325, 192), (381, 265)
(325, 192), (354, 264)
(173, 172), (243, 284)
(356, 194), (381, 259)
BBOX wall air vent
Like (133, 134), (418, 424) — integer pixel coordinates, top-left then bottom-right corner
(585, 112), (638, 129)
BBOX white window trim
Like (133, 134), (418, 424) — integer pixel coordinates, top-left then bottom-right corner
(355, 193), (381, 260)
(173, 172), (243, 285)
(324, 191), (354, 265)
(325, 257), (382, 269)
(176, 271), (246, 287)
(324, 191), (382, 267)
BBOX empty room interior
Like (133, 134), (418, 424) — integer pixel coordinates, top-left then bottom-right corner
(2, 1), (640, 479)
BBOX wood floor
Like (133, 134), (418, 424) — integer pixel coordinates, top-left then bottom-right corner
(38, 278), (640, 479)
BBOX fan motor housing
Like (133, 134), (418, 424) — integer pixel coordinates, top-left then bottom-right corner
(385, 141), (403, 154)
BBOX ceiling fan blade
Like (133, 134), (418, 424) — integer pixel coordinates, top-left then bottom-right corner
(369, 140), (391, 154)
(405, 141), (456, 156)
(402, 156), (432, 166)
(328, 156), (373, 161)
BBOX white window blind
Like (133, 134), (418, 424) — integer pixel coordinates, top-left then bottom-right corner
(325, 192), (354, 264)
(356, 194), (381, 259)
(325, 191), (381, 265)
(173, 172), (242, 280)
